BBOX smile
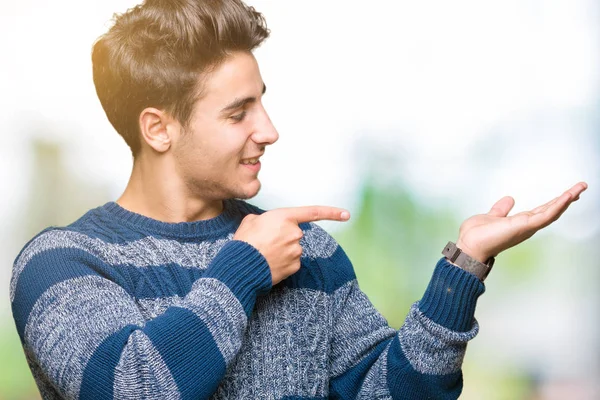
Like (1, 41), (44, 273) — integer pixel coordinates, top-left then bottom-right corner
(240, 158), (260, 165)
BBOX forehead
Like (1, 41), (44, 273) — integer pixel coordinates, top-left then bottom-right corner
(200, 51), (263, 104)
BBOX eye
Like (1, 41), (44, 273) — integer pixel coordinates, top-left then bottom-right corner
(230, 111), (247, 123)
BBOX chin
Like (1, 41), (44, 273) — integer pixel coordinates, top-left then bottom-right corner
(234, 180), (262, 200)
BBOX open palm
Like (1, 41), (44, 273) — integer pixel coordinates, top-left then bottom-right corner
(456, 182), (588, 263)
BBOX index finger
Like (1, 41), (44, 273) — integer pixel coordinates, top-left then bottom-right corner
(278, 206), (351, 224)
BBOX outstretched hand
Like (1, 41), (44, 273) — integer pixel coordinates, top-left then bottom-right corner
(456, 182), (588, 263)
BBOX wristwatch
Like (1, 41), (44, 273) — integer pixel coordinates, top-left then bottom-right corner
(441, 241), (495, 281)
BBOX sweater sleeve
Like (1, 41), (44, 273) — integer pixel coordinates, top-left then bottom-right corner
(325, 245), (485, 399)
(10, 232), (272, 400)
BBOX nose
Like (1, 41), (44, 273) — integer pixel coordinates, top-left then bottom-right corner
(252, 106), (279, 146)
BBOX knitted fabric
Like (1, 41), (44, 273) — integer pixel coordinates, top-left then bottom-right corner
(11, 199), (485, 399)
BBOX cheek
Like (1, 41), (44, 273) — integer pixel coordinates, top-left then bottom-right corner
(199, 141), (244, 175)
(219, 130), (251, 160)
(181, 123), (249, 169)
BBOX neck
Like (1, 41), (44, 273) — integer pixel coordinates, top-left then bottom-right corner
(117, 154), (223, 223)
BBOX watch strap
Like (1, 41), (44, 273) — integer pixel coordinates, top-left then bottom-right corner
(442, 241), (494, 281)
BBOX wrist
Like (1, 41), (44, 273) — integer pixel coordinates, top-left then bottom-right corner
(455, 239), (488, 264)
(443, 241), (495, 282)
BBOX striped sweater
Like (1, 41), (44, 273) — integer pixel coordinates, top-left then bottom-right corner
(11, 199), (485, 399)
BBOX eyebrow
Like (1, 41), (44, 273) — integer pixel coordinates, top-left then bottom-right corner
(220, 84), (267, 115)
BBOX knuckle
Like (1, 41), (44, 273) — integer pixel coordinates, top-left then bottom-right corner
(293, 244), (303, 258)
(312, 209), (320, 221)
(291, 260), (301, 272)
(271, 272), (281, 285)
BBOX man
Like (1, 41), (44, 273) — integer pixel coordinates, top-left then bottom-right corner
(10, 0), (587, 399)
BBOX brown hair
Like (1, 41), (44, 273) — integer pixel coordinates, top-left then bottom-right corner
(92, 0), (269, 156)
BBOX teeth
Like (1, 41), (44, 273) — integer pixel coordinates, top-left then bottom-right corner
(241, 158), (259, 165)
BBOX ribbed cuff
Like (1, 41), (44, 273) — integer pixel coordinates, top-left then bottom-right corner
(202, 240), (272, 316)
(418, 257), (485, 332)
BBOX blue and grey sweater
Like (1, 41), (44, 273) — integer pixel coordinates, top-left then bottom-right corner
(11, 199), (485, 399)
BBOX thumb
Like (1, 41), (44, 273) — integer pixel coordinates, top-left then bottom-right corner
(487, 196), (515, 217)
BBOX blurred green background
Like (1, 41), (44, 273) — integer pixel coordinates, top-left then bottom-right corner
(1, 0), (598, 399)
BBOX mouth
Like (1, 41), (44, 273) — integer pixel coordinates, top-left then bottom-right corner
(240, 157), (260, 165)
(240, 155), (262, 173)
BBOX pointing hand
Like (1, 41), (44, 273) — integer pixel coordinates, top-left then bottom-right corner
(233, 206), (350, 285)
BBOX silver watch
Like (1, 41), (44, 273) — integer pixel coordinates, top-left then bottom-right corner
(441, 241), (495, 281)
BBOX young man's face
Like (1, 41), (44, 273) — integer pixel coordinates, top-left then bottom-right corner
(172, 51), (279, 201)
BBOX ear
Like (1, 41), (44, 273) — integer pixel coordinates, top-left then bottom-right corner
(138, 107), (179, 153)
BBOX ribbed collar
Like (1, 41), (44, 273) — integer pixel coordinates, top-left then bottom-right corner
(98, 199), (242, 239)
